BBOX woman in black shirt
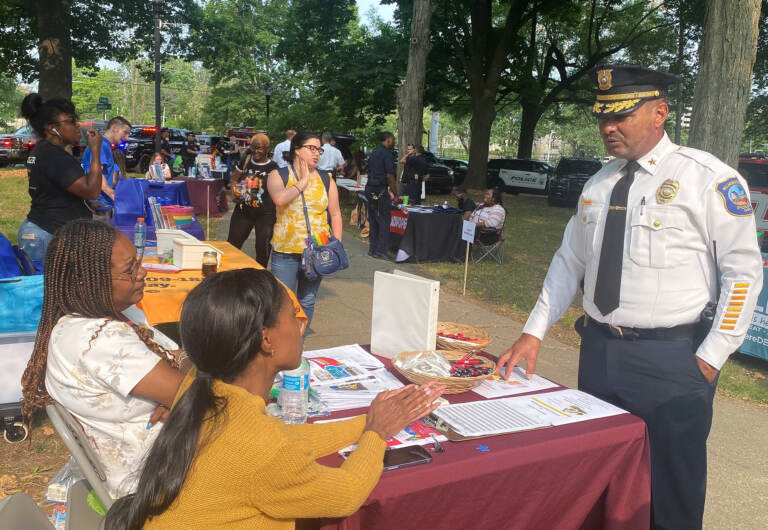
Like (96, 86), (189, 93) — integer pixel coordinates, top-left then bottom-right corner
(17, 93), (103, 262)
(226, 134), (278, 267)
(401, 145), (429, 205)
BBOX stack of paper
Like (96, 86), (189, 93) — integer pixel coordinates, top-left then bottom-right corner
(433, 389), (628, 438)
(336, 419), (447, 456)
(471, 367), (559, 398)
(303, 344), (403, 412)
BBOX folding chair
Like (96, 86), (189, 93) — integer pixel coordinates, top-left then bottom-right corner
(0, 492), (54, 530)
(46, 403), (113, 508)
(472, 223), (505, 264)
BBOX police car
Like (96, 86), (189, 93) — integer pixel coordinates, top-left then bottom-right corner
(486, 158), (553, 195)
(738, 154), (768, 234)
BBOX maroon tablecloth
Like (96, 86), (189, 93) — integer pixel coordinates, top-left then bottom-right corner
(172, 177), (228, 217)
(307, 356), (651, 530)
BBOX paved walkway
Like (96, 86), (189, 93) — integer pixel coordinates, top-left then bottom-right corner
(218, 213), (768, 529)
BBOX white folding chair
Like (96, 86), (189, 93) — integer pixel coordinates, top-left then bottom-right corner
(46, 403), (114, 510)
(0, 492), (54, 530)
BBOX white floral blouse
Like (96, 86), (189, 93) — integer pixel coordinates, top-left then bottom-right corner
(44, 306), (178, 498)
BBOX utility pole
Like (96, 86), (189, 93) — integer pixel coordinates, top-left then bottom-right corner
(153, 0), (163, 152)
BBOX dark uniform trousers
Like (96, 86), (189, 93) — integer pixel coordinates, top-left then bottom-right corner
(404, 180), (422, 205)
(366, 190), (392, 256)
(226, 205), (275, 268)
(576, 317), (717, 530)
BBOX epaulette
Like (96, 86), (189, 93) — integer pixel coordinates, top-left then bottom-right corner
(671, 145), (729, 171)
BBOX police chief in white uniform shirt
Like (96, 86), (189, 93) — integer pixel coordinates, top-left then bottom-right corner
(497, 64), (761, 530)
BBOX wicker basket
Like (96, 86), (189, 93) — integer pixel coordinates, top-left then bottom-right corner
(436, 322), (492, 353)
(392, 350), (496, 394)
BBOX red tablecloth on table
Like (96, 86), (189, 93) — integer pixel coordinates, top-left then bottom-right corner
(172, 177), (228, 217)
(307, 356), (651, 530)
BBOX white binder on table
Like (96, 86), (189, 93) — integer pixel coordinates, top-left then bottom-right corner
(370, 270), (439, 358)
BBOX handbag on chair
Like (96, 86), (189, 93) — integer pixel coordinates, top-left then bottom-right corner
(299, 192), (349, 281)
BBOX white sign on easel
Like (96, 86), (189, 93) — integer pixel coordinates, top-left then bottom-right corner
(461, 220), (476, 295)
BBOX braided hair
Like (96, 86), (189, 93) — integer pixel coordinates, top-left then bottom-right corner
(21, 219), (176, 419)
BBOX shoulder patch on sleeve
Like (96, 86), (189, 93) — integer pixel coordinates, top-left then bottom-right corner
(716, 177), (753, 216)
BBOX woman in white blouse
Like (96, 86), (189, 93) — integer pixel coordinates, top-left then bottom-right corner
(470, 188), (506, 229)
(21, 219), (189, 498)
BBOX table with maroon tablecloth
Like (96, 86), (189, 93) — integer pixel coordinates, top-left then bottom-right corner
(172, 177), (228, 217)
(307, 355), (651, 530)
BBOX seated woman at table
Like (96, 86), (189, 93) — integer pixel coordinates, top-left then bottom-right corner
(268, 131), (343, 330)
(470, 188), (506, 229)
(144, 152), (172, 182)
(21, 219), (189, 498)
(227, 134), (278, 267)
(105, 268), (444, 529)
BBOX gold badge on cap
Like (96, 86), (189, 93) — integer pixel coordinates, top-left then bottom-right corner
(656, 179), (679, 204)
(597, 69), (613, 90)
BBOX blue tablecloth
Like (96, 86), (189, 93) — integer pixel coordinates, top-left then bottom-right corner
(739, 265), (768, 361)
(113, 179), (191, 226)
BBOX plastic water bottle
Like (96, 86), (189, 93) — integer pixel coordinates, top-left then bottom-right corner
(133, 217), (146, 252)
(281, 359), (310, 424)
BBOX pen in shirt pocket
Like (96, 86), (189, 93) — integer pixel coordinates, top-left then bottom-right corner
(640, 196), (646, 216)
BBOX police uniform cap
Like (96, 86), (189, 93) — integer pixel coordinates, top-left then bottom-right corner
(591, 64), (682, 117)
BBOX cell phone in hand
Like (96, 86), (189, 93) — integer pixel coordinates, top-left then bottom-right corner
(382, 445), (432, 471)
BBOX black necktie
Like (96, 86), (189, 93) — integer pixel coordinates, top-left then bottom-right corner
(593, 161), (639, 316)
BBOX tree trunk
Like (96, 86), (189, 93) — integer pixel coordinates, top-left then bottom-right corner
(35, 0), (72, 100)
(464, 91), (496, 190)
(674, 9), (685, 145)
(396, 0), (433, 176)
(689, 0), (761, 169)
(516, 103), (542, 159)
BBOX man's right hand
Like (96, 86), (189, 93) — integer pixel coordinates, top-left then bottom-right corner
(495, 333), (542, 380)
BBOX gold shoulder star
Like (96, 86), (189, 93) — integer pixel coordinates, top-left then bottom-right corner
(648, 158), (657, 165)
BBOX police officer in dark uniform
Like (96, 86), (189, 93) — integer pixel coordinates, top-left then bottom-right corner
(497, 65), (762, 529)
(365, 131), (398, 259)
(401, 144), (429, 205)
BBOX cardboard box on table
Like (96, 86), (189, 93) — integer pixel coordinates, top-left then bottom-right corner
(370, 270), (439, 358)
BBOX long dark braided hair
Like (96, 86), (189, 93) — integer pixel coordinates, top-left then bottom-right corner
(21, 219), (176, 419)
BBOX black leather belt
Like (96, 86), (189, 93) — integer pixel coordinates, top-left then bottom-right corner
(583, 314), (697, 341)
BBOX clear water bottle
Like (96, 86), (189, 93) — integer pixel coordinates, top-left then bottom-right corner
(133, 217), (146, 251)
(281, 358), (310, 424)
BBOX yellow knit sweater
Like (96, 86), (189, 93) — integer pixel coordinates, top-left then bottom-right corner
(143, 375), (386, 529)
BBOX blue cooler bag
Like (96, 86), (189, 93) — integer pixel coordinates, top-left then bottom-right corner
(0, 275), (44, 333)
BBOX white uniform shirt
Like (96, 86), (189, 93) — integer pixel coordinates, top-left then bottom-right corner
(45, 306), (178, 497)
(316, 143), (345, 171)
(523, 133), (762, 370)
(273, 139), (291, 168)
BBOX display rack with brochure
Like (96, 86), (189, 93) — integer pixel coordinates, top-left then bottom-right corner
(370, 270), (439, 358)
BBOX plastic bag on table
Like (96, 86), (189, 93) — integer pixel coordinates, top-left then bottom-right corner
(395, 350), (452, 377)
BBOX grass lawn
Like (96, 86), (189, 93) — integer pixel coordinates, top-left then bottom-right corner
(341, 188), (768, 406)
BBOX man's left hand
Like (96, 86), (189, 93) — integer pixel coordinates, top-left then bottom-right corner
(696, 357), (719, 383)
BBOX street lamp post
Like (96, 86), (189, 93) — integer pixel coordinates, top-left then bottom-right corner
(153, 0), (163, 153)
(263, 82), (272, 123)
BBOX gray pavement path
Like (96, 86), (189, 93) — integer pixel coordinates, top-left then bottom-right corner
(218, 211), (768, 529)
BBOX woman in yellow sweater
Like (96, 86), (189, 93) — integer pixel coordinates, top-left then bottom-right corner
(105, 268), (444, 529)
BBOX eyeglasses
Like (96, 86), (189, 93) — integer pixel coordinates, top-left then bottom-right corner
(113, 255), (144, 282)
(54, 117), (77, 126)
(300, 145), (324, 155)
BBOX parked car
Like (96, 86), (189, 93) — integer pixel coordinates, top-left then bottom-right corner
(548, 157), (603, 206)
(486, 158), (553, 195)
(124, 126), (187, 172)
(438, 158), (468, 185)
(0, 125), (36, 167)
(196, 134), (227, 155)
(422, 151), (454, 193)
(391, 149), (455, 194)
